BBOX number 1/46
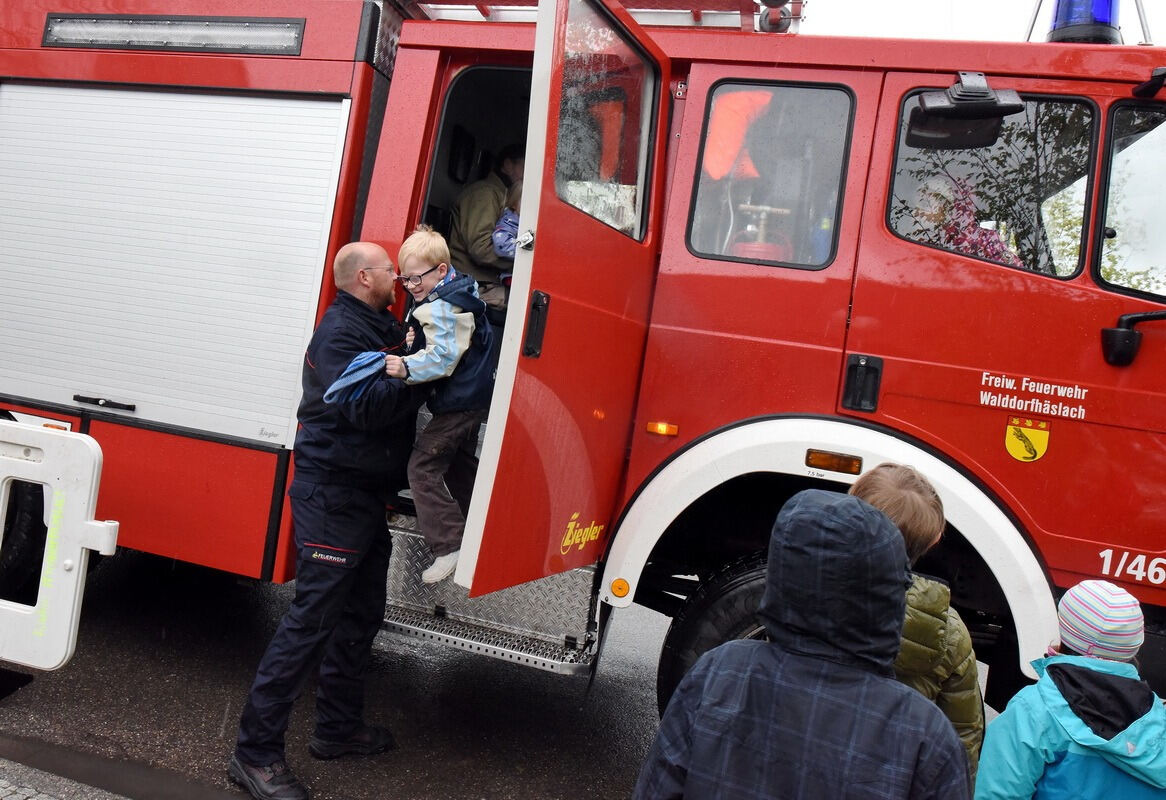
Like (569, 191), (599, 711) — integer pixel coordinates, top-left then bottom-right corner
(1099, 549), (1166, 585)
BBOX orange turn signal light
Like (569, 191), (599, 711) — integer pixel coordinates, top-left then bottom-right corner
(611, 578), (630, 598)
(646, 421), (679, 437)
(805, 449), (863, 475)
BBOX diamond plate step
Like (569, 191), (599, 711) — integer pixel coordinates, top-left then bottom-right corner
(383, 514), (597, 675)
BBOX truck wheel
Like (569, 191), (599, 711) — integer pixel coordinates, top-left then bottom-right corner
(656, 552), (768, 715)
(0, 411), (47, 605)
(0, 474), (46, 605)
(982, 618), (1031, 709)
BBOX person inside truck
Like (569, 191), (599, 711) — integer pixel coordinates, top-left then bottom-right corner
(849, 463), (985, 784)
(491, 179), (522, 260)
(912, 174), (1023, 268)
(448, 142), (524, 312)
(231, 242), (420, 800)
(976, 580), (1166, 799)
(635, 489), (970, 800)
(385, 225), (494, 585)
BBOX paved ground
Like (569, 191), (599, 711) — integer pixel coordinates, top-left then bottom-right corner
(0, 758), (127, 800)
(0, 551), (671, 800)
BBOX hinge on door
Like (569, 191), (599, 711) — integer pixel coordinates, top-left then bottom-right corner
(841, 354), (883, 412)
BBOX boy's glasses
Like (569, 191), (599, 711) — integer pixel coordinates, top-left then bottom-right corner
(396, 264), (442, 287)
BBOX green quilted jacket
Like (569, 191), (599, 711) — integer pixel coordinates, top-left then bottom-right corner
(895, 573), (985, 783)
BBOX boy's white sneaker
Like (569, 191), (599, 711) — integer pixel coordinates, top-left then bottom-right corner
(422, 551), (459, 584)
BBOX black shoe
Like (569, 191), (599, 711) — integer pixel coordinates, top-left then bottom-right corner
(308, 724), (396, 760)
(227, 755), (310, 800)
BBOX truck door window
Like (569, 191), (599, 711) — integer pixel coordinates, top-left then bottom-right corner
(687, 83), (851, 268)
(1100, 106), (1166, 299)
(554, 0), (656, 239)
(889, 94), (1094, 276)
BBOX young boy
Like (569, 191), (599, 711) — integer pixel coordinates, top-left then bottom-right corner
(850, 463), (985, 782)
(385, 225), (493, 584)
(976, 580), (1166, 798)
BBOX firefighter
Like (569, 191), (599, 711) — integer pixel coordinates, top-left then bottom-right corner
(229, 242), (420, 800)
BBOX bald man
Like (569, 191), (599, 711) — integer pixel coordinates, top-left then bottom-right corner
(231, 242), (420, 800)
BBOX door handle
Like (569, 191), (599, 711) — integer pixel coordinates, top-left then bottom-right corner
(73, 394), (136, 412)
(523, 290), (550, 358)
(1101, 310), (1166, 366)
(841, 354), (883, 412)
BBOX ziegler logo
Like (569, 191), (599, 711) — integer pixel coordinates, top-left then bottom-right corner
(560, 512), (606, 556)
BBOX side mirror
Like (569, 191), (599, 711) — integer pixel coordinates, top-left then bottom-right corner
(907, 72), (1024, 150)
(906, 107), (1004, 150)
(1101, 310), (1166, 366)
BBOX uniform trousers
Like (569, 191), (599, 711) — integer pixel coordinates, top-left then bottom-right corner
(235, 480), (390, 766)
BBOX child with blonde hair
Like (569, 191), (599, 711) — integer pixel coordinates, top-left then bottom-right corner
(850, 463), (984, 781)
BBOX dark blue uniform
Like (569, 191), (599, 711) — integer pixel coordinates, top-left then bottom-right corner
(236, 290), (419, 766)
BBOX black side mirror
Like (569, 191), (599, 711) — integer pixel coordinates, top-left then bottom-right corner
(1102, 310), (1166, 366)
(907, 73), (1025, 150)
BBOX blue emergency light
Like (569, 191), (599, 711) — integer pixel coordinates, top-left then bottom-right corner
(1048, 0), (1121, 43)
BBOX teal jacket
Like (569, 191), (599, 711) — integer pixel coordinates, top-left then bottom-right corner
(976, 655), (1166, 799)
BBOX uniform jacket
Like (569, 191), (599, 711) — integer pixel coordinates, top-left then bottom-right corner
(896, 573), (985, 780)
(976, 655), (1166, 799)
(293, 291), (419, 491)
(449, 170), (509, 284)
(634, 490), (971, 800)
(403, 269), (493, 414)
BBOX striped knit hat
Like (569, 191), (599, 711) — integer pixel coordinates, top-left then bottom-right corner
(1058, 580), (1144, 661)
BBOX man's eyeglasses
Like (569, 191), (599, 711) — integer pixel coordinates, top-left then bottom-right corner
(361, 264), (395, 273)
(396, 264), (442, 288)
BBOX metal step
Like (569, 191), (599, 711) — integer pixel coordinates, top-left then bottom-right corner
(383, 515), (597, 675)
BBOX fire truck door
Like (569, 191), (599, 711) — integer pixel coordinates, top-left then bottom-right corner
(457, 0), (670, 595)
(848, 73), (1166, 592)
(0, 421), (117, 670)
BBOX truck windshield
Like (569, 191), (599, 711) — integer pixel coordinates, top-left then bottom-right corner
(1101, 106), (1166, 299)
(889, 94), (1094, 277)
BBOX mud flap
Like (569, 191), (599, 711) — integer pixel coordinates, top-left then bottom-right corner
(0, 420), (118, 670)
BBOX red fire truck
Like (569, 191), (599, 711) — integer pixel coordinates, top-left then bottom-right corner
(1, 0), (1163, 708)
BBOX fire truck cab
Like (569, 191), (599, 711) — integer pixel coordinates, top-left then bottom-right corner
(1, 0), (1164, 708)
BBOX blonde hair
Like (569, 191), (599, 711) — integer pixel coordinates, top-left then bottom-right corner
(398, 224), (450, 269)
(849, 463), (945, 565)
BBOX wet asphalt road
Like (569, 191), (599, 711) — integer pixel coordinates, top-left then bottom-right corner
(0, 551), (670, 800)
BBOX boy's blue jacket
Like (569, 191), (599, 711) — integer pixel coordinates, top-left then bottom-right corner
(976, 654), (1166, 799)
(403, 270), (493, 414)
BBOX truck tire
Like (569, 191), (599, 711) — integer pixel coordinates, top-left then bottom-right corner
(982, 617), (1031, 709)
(0, 473), (46, 606)
(656, 552), (768, 715)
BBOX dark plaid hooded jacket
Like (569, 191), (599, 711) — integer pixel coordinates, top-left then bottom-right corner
(634, 489), (971, 800)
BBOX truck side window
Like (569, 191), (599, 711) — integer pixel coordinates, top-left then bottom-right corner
(554, 0), (656, 239)
(889, 94), (1093, 276)
(1100, 106), (1166, 299)
(687, 83), (851, 268)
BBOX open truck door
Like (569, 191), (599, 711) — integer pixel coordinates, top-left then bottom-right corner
(458, 0), (670, 595)
(0, 420), (117, 670)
